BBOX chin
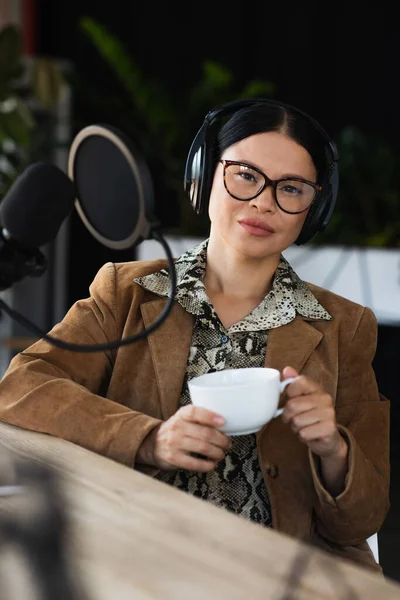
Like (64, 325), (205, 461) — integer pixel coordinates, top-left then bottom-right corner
(231, 236), (287, 260)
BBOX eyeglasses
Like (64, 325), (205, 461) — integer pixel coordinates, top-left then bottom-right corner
(220, 160), (322, 214)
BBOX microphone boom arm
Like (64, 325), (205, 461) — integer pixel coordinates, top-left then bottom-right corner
(0, 229), (176, 352)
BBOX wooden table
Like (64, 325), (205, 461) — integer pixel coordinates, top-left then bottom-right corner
(0, 420), (399, 600)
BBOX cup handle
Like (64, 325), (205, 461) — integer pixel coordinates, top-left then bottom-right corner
(274, 377), (297, 418)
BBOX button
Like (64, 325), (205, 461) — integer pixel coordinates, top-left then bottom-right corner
(266, 465), (279, 479)
(221, 335), (229, 343)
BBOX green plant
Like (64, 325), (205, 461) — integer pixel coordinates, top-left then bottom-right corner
(76, 17), (277, 236)
(314, 126), (400, 248)
(0, 24), (64, 201)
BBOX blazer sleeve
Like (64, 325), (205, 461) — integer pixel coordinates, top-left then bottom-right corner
(308, 306), (390, 546)
(0, 262), (162, 466)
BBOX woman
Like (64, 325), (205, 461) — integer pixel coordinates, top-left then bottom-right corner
(0, 99), (390, 573)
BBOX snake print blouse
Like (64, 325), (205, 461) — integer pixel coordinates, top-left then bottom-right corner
(134, 239), (331, 528)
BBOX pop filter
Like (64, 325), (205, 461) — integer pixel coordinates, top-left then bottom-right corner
(68, 124), (160, 249)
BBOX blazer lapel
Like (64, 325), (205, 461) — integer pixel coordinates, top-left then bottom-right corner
(265, 315), (323, 375)
(141, 299), (194, 420)
(257, 316), (324, 444)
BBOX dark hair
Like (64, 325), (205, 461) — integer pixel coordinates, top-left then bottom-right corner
(216, 102), (328, 183)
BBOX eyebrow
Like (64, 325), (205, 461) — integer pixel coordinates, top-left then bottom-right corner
(233, 159), (312, 182)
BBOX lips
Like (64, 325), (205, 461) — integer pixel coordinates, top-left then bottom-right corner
(238, 218), (275, 235)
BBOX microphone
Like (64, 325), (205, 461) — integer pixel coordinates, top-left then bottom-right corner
(0, 124), (177, 352)
(0, 163), (75, 291)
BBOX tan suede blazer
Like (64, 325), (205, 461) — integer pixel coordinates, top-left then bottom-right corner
(0, 260), (390, 572)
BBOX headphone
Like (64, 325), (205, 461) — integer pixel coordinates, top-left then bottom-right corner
(184, 98), (339, 245)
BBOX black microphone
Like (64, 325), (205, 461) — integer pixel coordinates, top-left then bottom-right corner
(0, 125), (177, 352)
(0, 162), (75, 291)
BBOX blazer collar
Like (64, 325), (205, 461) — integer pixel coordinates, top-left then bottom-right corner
(134, 238), (332, 324)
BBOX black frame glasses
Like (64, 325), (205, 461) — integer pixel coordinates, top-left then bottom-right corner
(220, 159), (322, 214)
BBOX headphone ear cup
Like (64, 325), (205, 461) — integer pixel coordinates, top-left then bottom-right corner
(184, 125), (206, 214)
(184, 122), (217, 215)
(295, 160), (338, 245)
(295, 187), (332, 245)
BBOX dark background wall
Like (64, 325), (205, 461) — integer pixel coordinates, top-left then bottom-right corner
(34, 2), (400, 303)
(31, 0), (400, 581)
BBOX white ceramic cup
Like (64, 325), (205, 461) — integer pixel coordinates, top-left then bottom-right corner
(188, 367), (296, 436)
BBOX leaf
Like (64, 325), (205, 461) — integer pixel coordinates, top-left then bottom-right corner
(202, 61), (233, 89)
(79, 17), (146, 109)
(188, 61), (235, 114)
(0, 122), (8, 145)
(14, 97), (35, 128)
(32, 58), (64, 109)
(0, 25), (23, 80)
(79, 17), (177, 140)
(0, 107), (33, 148)
(240, 80), (277, 98)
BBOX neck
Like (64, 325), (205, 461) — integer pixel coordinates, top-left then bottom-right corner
(204, 237), (281, 300)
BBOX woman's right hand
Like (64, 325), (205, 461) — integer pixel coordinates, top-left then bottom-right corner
(136, 405), (232, 472)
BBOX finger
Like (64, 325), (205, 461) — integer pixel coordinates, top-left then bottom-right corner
(176, 451), (217, 473)
(296, 420), (338, 443)
(282, 366), (299, 380)
(183, 422), (232, 451)
(285, 375), (322, 398)
(290, 406), (336, 432)
(283, 393), (333, 421)
(180, 405), (225, 427)
(182, 436), (226, 462)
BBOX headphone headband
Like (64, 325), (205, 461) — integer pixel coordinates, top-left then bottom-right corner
(184, 97), (339, 245)
(205, 98), (338, 161)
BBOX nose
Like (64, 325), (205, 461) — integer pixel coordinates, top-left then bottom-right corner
(249, 183), (276, 213)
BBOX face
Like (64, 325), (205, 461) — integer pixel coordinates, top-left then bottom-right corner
(208, 131), (318, 260)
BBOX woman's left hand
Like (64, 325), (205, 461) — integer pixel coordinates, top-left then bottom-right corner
(281, 366), (348, 459)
